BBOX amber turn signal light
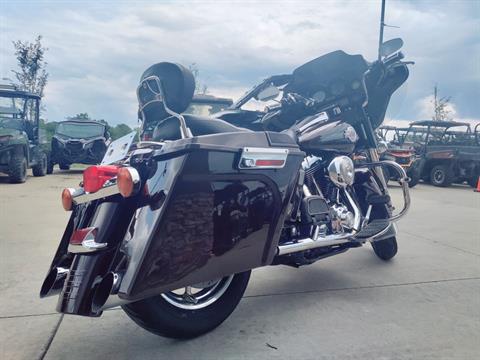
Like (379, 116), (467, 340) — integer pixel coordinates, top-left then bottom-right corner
(61, 188), (74, 211)
(117, 167), (140, 198)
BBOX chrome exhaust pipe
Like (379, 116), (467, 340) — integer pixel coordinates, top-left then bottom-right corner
(278, 189), (361, 256)
(40, 267), (69, 298)
(91, 272), (130, 312)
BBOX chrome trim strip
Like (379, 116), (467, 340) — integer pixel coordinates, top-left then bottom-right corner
(238, 147), (289, 169)
(297, 112), (329, 132)
(71, 180), (120, 205)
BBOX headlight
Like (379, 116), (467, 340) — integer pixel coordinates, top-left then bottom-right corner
(328, 156), (355, 187)
(0, 135), (12, 142)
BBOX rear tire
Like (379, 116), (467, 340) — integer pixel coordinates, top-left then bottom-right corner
(32, 152), (47, 177)
(372, 236), (398, 261)
(59, 163), (70, 170)
(9, 153), (27, 183)
(122, 271), (251, 339)
(430, 164), (453, 187)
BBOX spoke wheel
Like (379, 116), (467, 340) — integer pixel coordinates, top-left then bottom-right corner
(161, 275), (234, 310)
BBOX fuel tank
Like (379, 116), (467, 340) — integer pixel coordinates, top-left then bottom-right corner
(296, 118), (358, 155)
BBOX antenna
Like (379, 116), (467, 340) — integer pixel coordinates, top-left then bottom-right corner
(378, 0), (386, 61)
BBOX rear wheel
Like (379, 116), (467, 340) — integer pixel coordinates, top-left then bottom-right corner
(59, 163), (70, 170)
(372, 236), (398, 261)
(32, 152), (47, 177)
(9, 153), (27, 183)
(430, 164), (453, 187)
(122, 271), (251, 339)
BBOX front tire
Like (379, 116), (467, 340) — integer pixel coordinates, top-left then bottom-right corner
(122, 271), (251, 339)
(32, 152), (47, 177)
(9, 153), (27, 183)
(430, 164), (453, 187)
(372, 236), (398, 261)
(407, 171), (420, 188)
(46, 155), (54, 174)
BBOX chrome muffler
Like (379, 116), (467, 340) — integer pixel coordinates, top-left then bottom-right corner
(40, 267), (69, 298)
(91, 272), (130, 312)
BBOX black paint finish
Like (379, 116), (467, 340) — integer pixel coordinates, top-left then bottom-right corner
(119, 138), (303, 301)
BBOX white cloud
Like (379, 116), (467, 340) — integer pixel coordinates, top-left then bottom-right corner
(1, 0), (479, 126)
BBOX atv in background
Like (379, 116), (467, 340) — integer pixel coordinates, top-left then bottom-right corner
(401, 120), (480, 187)
(49, 120), (110, 171)
(377, 125), (420, 187)
(0, 84), (49, 183)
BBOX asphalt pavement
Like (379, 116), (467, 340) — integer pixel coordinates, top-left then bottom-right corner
(0, 170), (479, 360)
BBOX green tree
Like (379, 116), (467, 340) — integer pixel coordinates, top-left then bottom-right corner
(109, 123), (133, 140)
(12, 35), (49, 98)
(67, 113), (91, 121)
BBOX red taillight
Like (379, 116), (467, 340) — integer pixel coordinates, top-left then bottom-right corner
(255, 159), (285, 167)
(83, 165), (119, 193)
(70, 227), (97, 245)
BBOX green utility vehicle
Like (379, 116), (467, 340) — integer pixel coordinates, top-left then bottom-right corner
(0, 84), (49, 183)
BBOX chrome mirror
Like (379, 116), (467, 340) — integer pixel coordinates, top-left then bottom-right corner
(380, 38), (404, 58)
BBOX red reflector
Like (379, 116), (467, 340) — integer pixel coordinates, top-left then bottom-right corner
(83, 165), (119, 193)
(255, 159), (285, 167)
(70, 227), (97, 245)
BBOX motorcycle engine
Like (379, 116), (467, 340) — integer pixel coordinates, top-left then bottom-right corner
(302, 156), (355, 234)
(330, 203), (355, 232)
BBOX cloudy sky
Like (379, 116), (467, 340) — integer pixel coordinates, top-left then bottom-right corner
(1, 0), (479, 127)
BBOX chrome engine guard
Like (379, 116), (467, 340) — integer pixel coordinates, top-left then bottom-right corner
(277, 160), (410, 256)
(359, 160), (411, 222)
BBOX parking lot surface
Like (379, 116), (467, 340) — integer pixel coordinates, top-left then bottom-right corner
(1, 171), (479, 360)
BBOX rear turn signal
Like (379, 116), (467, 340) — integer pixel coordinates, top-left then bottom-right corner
(117, 167), (140, 197)
(61, 188), (75, 211)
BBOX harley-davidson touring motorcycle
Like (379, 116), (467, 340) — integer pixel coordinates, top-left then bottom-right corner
(40, 40), (411, 339)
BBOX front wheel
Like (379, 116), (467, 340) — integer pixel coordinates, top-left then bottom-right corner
(9, 153), (27, 183)
(372, 236), (398, 261)
(32, 152), (47, 177)
(430, 164), (453, 187)
(122, 271), (251, 339)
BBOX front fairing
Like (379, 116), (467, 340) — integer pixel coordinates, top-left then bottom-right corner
(365, 62), (409, 129)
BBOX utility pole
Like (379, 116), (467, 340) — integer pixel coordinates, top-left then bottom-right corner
(378, 0), (386, 60)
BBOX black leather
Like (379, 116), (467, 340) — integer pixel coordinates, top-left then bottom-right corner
(140, 63), (195, 114)
(153, 114), (250, 141)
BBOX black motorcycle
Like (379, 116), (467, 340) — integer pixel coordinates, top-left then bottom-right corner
(41, 41), (411, 339)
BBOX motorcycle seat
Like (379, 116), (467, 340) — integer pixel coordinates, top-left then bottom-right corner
(153, 114), (251, 141)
